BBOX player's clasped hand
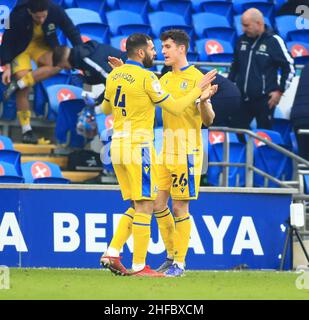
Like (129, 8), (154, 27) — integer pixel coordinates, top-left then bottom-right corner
(197, 69), (217, 91)
(200, 84), (219, 102)
(108, 56), (124, 69)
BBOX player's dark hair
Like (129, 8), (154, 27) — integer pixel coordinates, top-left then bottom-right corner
(28, 0), (49, 13)
(126, 33), (152, 57)
(52, 46), (67, 66)
(160, 29), (190, 53)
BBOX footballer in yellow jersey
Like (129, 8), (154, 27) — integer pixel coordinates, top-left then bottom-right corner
(153, 30), (217, 276)
(100, 33), (216, 276)
(1, 0), (81, 143)
(102, 48), (213, 202)
(159, 65), (205, 200)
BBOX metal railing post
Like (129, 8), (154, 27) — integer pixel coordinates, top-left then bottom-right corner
(245, 135), (254, 187)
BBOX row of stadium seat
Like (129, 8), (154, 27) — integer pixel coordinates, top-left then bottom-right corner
(0, 136), (70, 183)
(0, 127), (297, 188)
(62, 7), (309, 43)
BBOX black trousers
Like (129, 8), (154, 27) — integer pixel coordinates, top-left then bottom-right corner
(230, 95), (274, 130)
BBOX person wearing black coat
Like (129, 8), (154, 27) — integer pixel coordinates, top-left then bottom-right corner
(290, 62), (309, 160)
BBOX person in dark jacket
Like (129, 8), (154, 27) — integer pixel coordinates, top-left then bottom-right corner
(0, 0), (82, 143)
(228, 8), (295, 130)
(290, 62), (309, 160)
(52, 40), (127, 104)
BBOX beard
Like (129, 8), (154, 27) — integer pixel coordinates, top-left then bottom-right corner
(142, 52), (154, 68)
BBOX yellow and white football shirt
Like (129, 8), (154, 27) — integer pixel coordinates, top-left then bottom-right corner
(158, 65), (204, 200)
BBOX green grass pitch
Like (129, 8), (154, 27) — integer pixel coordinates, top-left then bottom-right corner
(0, 268), (309, 300)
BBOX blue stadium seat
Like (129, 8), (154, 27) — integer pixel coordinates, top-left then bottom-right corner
(233, 0), (275, 18)
(287, 41), (309, 65)
(155, 1), (192, 24)
(187, 52), (199, 62)
(21, 161), (70, 184)
(63, 0), (76, 8)
(110, 35), (128, 52)
(193, 1), (233, 23)
(196, 38), (234, 62)
(75, 0), (107, 15)
(65, 8), (109, 43)
(275, 15), (300, 41)
(153, 38), (164, 60)
(274, 0), (286, 11)
(106, 10), (150, 36)
(65, 8), (104, 24)
(96, 113), (114, 172)
(45, 85), (84, 147)
(192, 12), (235, 42)
(207, 131), (246, 186)
(0, 161), (24, 184)
(0, 135), (22, 176)
(46, 84), (83, 114)
(148, 11), (194, 38)
(57, 99), (86, 147)
(234, 14), (273, 36)
(1, 0), (17, 10)
(271, 118), (293, 148)
(252, 129), (288, 187)
(34, 72), (72, 119)
(110, 0), (149, 16)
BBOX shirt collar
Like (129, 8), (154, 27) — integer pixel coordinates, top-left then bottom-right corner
(126, 60), (145, 68)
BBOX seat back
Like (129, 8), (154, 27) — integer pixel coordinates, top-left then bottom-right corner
(56, 99), (86, 147)
(106, 10), (148, 35)
(21, 161), (70, 184)
(192, 12), (235, 41)
(0, 161), (24, 183)
(148, 11), (193, 38)
(46, 84), (83, 113)
(196, 38), (233, 62)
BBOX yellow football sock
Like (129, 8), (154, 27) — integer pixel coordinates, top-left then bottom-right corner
(132, 212), (152, 265)
(109, 207), (134, 252)
(154, 208), (175, 259)
(174, 213), (191, 263)
(17, 110), (31, 127)
(19, 72), (35, 88)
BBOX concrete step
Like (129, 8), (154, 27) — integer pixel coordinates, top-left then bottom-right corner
(62, 171), (101, 183)
(14, 143), (57, 155)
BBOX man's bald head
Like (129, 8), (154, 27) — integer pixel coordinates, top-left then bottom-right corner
(241, 8), (265, 38)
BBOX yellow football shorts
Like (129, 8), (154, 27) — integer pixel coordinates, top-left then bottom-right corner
(12, 42), (51, 74)
(111, 141), (159, 201)
(157, 151), (203, 200)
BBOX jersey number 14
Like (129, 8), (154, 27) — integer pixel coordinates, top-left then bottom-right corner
(114, 86), (126, 117)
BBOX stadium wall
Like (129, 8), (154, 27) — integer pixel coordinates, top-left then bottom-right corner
(0, 185), (294, 270)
